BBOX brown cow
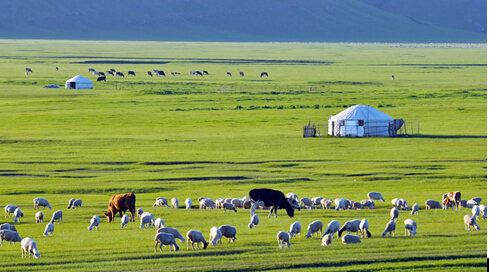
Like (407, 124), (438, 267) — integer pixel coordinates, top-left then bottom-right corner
(442, 191), (461, 210)
(104, 193), (136, 223)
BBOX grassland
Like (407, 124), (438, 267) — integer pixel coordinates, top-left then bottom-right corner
(0, 40), (486, 271)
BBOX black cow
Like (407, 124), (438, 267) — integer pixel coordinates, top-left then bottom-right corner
(157, 70), (165, 77)
(239, 72), (244, 77)
(116, 72), (125, 77)
(260, 72), (268, 77)
(227, 72), (232, 77)
(128, 71), (136, 76)
(196, 71), (203, 76)
(107, 71), (114, 76)
(97, 76), (106, 82)
(147, 71), (153, 77)
(98, 72), (105, 77)
(249, 188), (295, 218)
(89, 68), (95, 73)
(110, 69), (116, 72)
(203, 70), (209, 75)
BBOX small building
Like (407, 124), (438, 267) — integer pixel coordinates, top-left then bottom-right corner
(65, 75), (93, 89)
(328, 105), (403, 137)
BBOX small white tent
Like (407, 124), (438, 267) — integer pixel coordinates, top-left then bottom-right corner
(328, 105), (401, 137)
(65, 75), (93, 89)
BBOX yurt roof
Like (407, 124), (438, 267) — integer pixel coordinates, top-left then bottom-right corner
(329, 105), (393, 121)
(66, 75), (92, 83)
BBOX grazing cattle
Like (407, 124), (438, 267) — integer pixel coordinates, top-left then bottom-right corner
(203, 70), (209, 75)
(156, 70), (165, 77)
(110, 69), (116, 72)
(260, 72), (268, 77)
(128, 71), (136, 76)
(116, 72), (125, 77)
(97, 76), (106, 82)
(55, 67), (59, 71)
(190, 71), (197, 75)
(92, 71), (99, 76)
(195, 71), (203, 76)
(249, 188), (295, 218)
(104, 193), (136, 223)
(98, 72), (105, 77)
(443, 191), (462, 210)
(169, 72), (175, 76)
(391, 75), (395, 80)
(89, 68), (95, 72)
(226, 72), (232, 77)
(239, 72), (244, 77)
(107, 71), (115, 76)
(147, 71), (153, 77)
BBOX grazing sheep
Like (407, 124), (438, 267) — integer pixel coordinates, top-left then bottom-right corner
(404, 219), (417, 236)
(35, 212), (43, 224)
(287, 193), (299, 204)
(4, 205), (18, 218)
(231, 198), (243, 209)
(382, 219), (396, 237)
(153, 197), (169, 207)
(185, 198), (192, 209)
(352, 202), (364, 210)
(215, 198), (224, 209)
(323, 220), (341, 239)
(154, 218), (165, 229)
(466, 200), (478, 208)
(472, 205), (480, 219)
(200, 198), (216, 209)
(209, 226), (223, 246)
(425, 200), (443, 209)
(344, 199), (354, 210)
(121, 214), (130, 228)
(311, 197), (324, 209)
(335, 198), (346, 211)
(277, 231), (291, 249)
(67, 198), (75, 208)
(0, 223), (16, 231)
(479, 205), (486, 220)
(391, 198), (404, 210)
(305, 220), (323, 239)
(137, 208), (143, 218)
(464, 215), (480, 231)
(300, 197), (314, 210)
(321, 198), (333, 209)
(248, 214), (259, 229)
(470, 197), (482, 205)
(360, 199), (375, 209)
(321, 234), (333, 246)
(155, 232), (179, 253)
(411, 204), (419, 215)
(288, 221), (302, 239)
(338, 219), (361, 237)
(13, 208), (23, 223)
(224, 198), (233, 204)
(367, 192), (385, 202)
(250, 200), (265, 217)
(44, 223), (54, 236)
(223, 203), (237, 212)
(171, 198), (179, 209)
(390, 208), (400, 222)
(140, 212), (155, 228)
(157, 227), (186, 243)
(242, 199), (252, 209)
(359, 219), (371, 238)
(50, 210), (63, 224)
(33, 198), (52, 210)
(341, 234), (362, 244)
(219, 225), (237, 243)
(186, 230), (208, 250)
(88, 216), (101, 231)
(21, 238), (40, 259)
(0, 230), (22, 246)
(67, 198), (82, 209)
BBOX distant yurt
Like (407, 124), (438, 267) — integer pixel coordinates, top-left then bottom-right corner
(65, 75), (93, 89)
(328, 105), (403, 137)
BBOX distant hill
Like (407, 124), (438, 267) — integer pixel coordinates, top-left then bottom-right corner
(0, 0), (485, 43)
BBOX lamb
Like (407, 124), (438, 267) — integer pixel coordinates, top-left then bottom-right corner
(311, 197), (324, 209)
(335, 198), (346, 211)
(33, 197), (52, 210)
(4, 205), (18, 218)
(411, 204), (419, 215)
(185, 198), (192, 209)
(472, 205), (480, 219)
(425, 200), (443, 209)
(341, 234), (362, 244)
(321, 234), (333, 246)
(382, 219), (396, 237)
(21, 238), (41, 259)
(338, 219), (361, 237)
(479, 205), (487, 220)
(44, 223), (54, 236)
(67, 198), (82, 209)
(367, 192), (385, 202)
(121, 214), (130, 228)
(155, 232), (179, 252)
(88, 216), (101, 231)
(157, 227), (186, 243)
(320, 198), (333, 209)
(222, 202), (237, 212)
(323, 220), (341, 239)
(288, 221), (301, 239)
(359, 219), (371, 238)
(140, 212), (155, 228)
(209, 226), (222, 245)
(50, 210), (63, 224)
(277, 231), (291, 249)
(360, 199), (375, 209)
(35, 212), (44, 224)
(390, 207), (400, 222)
(0, 223), (16, 231)
(186, 230), (208, 250)
(219, 225), (237, 243)
(305, 220), (323, 239)
(0, 230), (22, 246)
(13, 208), (23, 223)
(464, 215), (480, 231)
(171, 198), (179, 209)
(300, 197), (314, 210)
(154, 218), (165, 229)
(152, 197), (169, 207)
(248, 214), (259, 229)
(404, 219), (417, 236)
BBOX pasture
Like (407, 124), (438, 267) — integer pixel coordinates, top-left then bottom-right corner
(0, 40), (486, 271)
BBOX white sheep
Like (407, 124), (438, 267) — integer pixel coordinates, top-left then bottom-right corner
(352, 202), (364, 210)
(50, 210), (63, 224)
(0, 223), (16, 231)
(390, 207), (400, 222)
(0, 230), (22, 246)
(222, 203), (237, 212)
(33, 198), (52, 210)
(311, 197), (324, 209)
(341, 234), (362, 244)
(382, 219), (396, 237)
(425, 200), (443, 209)
(464, 215), (480, 231)
(479, 205), (487, 220)
(171, 198), (179, 209)
(399, 198), (409, 210)
(472, 205), (480, 219)
(367, 192), (385, 202)
(21, 238), (40, 259)
(219, 225), (237, 243)
(224, 198), (233, 204)
(200, 198), (216, 209)
(215, 198), (224, 209)
(88, 216), (101, 231)
(321, 234), (333, 246)
(250, 200), (265, 217)
(344, 199), (354, 210)
(209, 226), (223, 246)
(360, 199), (375, 209)
(242, 199), (252, 209)
(153, 197), (169, 207)
(335, 198), (346, 211)
(44, 223), (54, 236)
(288, 221), (301, 239)
(140, 212), (155, 228)
(13, 208), (23, 223)
(137, 208), (143, 218)
(411, 204), (419, 215)
(470, 197), (482, 205)
(35, 212), (44, 224)
(300, 197), (314, 210)
(404, 219), (417, 236)
(155, 232), (179, 252)
(157, 227), (186, 243)
(359, 219), (371, 238)
(391, 198), (403, 210)
(71, 199), (82, 209)
(186, 230), (208, 250)
(154, 218), (165, 229)
(4, 205), (18, 218)
(338, 219), (361, 237)
(323, 220), (341, 239)
(231, 198), (243, 208)
(320, 198), (333, 209)
(305, 220), (323, 239)
(287, 192), (299, 204)
(185, 198), (192, 209)
(121, 214), (130, 228)
(67, 198), (75, 208)
(277, 231), (291, 249)
(248, 214), (259, 229)
(466, 199), (478, 208)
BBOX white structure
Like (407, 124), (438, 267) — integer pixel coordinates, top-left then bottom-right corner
(328, 105), (402, 137)
(65, 75), (93, 89)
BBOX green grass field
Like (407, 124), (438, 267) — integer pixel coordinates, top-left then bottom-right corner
(0, 40), (486, 271)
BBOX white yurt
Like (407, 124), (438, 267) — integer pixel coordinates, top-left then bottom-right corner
(65, 75), (93, 89)
(328, 105), (402, 137)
